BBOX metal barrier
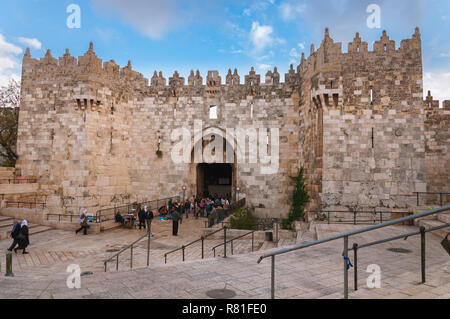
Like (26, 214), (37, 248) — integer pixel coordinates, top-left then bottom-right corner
(349, 222), (450, 290)
(4, 201), (46, 209)
(212, 230), (258, 257)
(164, 227), (228, 264)
(311, 210), (411, 225)
(96, 196), (180, 223)
(0, 178), (37, 184)
(204, 198), (246, 228)
(257, 205), (450, 299)
(46, 214), (81, 222)
(104, 231), (152, 272)
(414, 192), (450, 207)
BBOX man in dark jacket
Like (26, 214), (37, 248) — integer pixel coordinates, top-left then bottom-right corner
(146, 209), (155, 237)
(172, 208), (180, 236)
(7, 220), (20, 252)
(184, 201), (190, 219)
(138, 206), (147, 230)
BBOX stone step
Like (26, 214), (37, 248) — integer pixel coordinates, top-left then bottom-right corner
(0, 223), (51, 240)
(437, 213), (450, 224)
(101, 220), (122, 232)
(417, 219), (449, 239)
(29, 225), (53, 236)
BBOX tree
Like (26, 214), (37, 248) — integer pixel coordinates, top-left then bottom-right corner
(0, 79), (20, 167)
(282, 167), (310, 230)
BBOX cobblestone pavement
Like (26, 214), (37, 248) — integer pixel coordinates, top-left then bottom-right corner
(0, 223), (448, 299)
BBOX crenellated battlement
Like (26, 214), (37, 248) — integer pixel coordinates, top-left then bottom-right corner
(424, 91), (450, 111)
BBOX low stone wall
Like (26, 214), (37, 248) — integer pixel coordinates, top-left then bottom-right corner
(0, 207), (47, 224)
(0, 183), (39, 195)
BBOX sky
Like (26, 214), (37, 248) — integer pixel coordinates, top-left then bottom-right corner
(0, 0), (449, 102)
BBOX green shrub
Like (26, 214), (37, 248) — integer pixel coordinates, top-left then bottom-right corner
(230, 206), (256, 230)
(282, 167), (310, 230)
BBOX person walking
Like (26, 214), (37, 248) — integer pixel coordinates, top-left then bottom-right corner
(76, 209), (90, 235)
(14, 220), (30, 254)
(172, 207), (180, 236)
(146, 208), (155, 237)
(7, 220), (20, 252)
(184, 200), (190, 219)
(138, 205), (147, 230)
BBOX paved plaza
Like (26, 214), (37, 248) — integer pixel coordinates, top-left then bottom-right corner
(0, 221), (448, 299)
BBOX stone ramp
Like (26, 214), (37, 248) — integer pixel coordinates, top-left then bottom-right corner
(1, 225), (448, 299)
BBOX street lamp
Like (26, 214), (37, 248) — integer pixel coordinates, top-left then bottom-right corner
(182, 185), (187, 203)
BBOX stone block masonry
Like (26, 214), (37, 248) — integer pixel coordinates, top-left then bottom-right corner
(15, 27), (449, 218)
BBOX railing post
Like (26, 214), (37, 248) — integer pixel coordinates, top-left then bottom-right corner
(252, 232), (254, 252)
(104, 261), (107, 272)
(164, 254), (167, 265)
(201, 237), (204, 259)
(354, 212), (356, 225)
(353, 243), (358, 291)
(5, 252), (14, 277)
(231, 241), (234, 255)
(116, 255), (119, 271)
(271, 255), (275, 299)
(147, 231), (151, 267)
(420, 226), (426, 284)
(130, 245), (133, 269)
(343, 236), (349, 299)
(182, 246), (185, 262)
(328, 212), (330, 224)
(213, 248), (216, 258)
(223, 227), (227, 258)
(440, 193), (443, 207)
(417, 192), (420, 206)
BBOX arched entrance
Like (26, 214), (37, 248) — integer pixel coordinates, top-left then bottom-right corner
(189, 127), (238, 200)
(197, 163), (234, 199)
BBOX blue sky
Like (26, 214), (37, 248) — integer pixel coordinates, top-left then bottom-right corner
(1, 0), (449, 101)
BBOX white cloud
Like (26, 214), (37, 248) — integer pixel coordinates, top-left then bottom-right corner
(423, 72), (450, 104)
(440, 53), (450, 58)
(250, 22), (284, 54)
(17, 37), (42, 50)
(0, 34), (23, 87)
(298, 42), (305, 50)
(257, 63), (271, 71)
(91, 0), (187, 39)
(0, 34), (22, 55)
(279, 2), (306, 22)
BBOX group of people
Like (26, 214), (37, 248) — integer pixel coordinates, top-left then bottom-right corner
(165, 195), (232, 236)
(7, 219), (30, 254)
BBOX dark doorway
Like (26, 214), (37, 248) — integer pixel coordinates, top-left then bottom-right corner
(197, 163), (233, 199)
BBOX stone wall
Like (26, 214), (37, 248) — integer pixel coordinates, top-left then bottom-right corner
(299, 28), (426, 210)
(424, 92), (450, 196)
(15, 27), (450, 218)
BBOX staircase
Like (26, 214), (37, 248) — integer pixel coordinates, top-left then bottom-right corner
(415, 208), (450, 239)
(0, 216), (52, 240)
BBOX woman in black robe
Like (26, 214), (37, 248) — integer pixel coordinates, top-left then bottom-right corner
(15, 220), (30, 254)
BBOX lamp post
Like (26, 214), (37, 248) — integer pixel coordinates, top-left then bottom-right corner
(182, 185), (187, 203)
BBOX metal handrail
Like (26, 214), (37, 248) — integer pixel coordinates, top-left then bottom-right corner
(164, 227), (228, 264)
(96, 196), (180, 223)
(257, 204), (450, 299)
(414, 192), (450, 207)
(104, 231), (152, 272)
(212, 230), (257, 257)
(311, 210), (411, 225)
(349, 223), (450, 291)
(4, 201), (46, 209)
